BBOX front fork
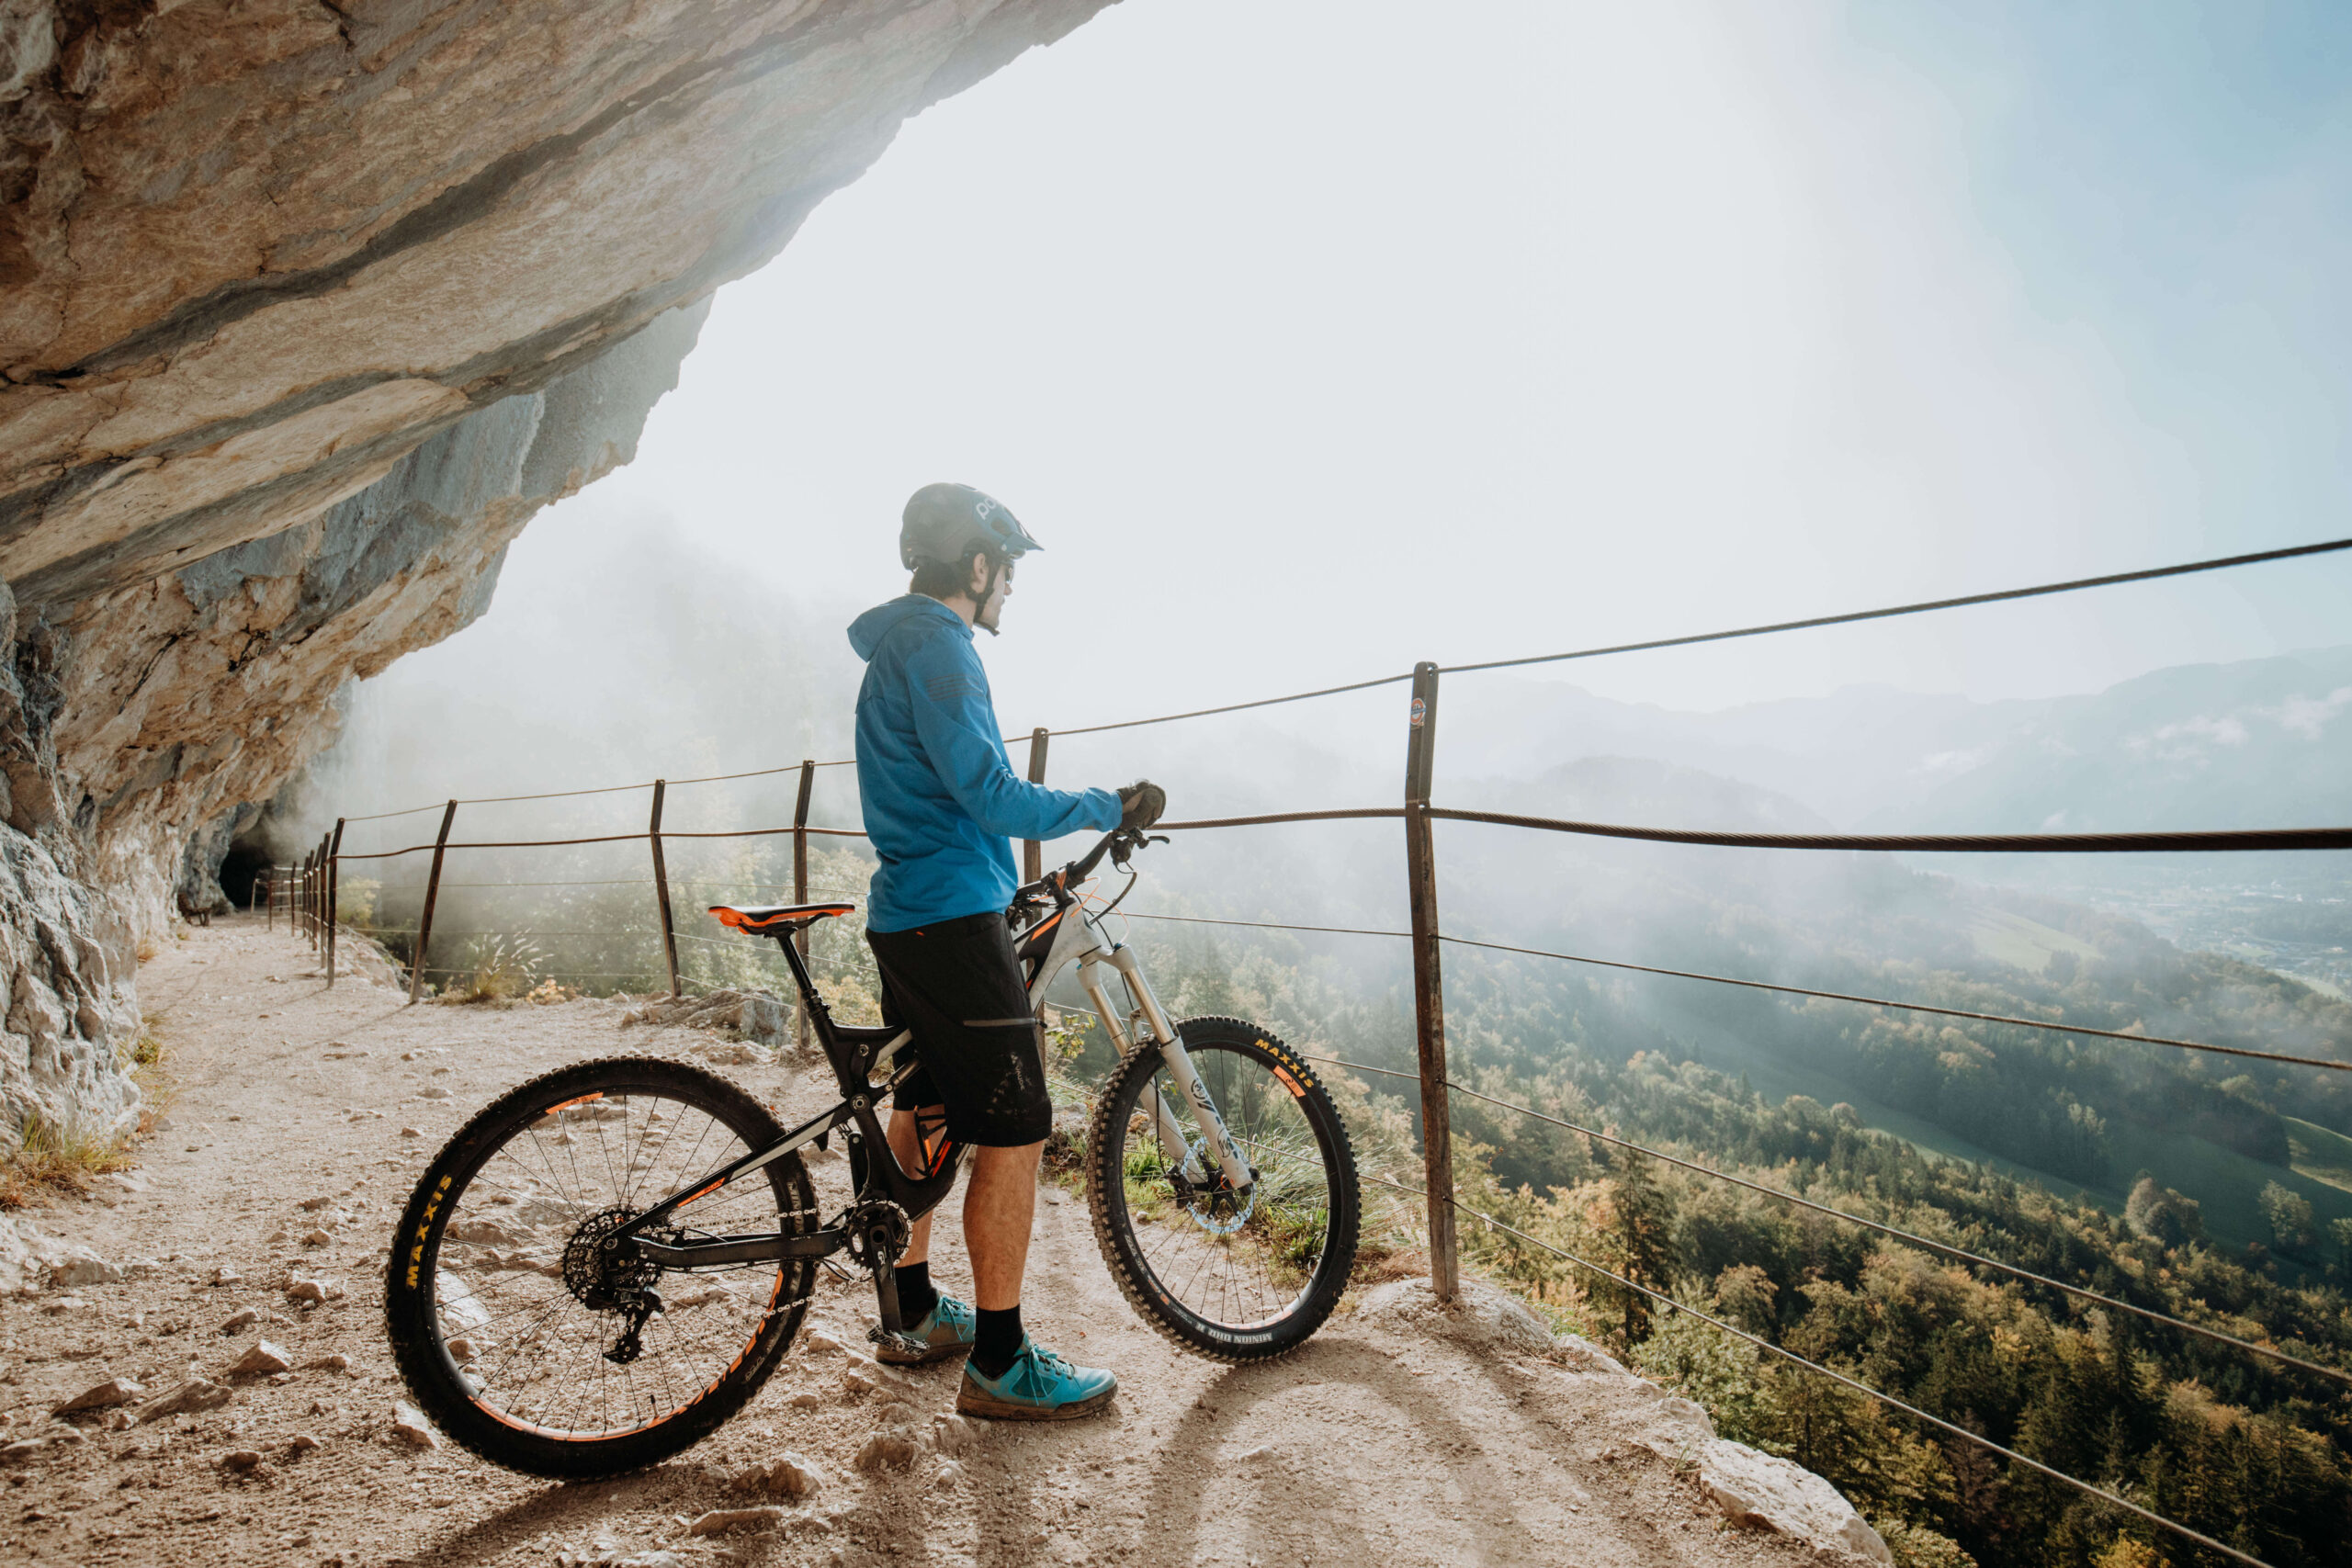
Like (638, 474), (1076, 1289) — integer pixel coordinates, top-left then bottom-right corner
(1077, 946), (1255, 1196)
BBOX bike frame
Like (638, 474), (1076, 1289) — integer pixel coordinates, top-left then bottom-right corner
(605, 848), (1255, 1335)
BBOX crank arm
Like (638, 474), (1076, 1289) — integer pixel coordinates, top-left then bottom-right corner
(631, 1228), (846, 1269)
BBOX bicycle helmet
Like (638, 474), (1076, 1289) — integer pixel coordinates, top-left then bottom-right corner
(899, 482), (1044, 570)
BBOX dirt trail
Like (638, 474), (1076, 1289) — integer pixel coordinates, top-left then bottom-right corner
(1, 913), (1838, 1568)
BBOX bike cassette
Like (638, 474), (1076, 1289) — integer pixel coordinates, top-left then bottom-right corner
(561, 1205), (666, 1311)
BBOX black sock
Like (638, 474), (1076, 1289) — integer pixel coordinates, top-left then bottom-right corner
(972, 1304), (1023, 1378)
(894, 1260), (938, 1325)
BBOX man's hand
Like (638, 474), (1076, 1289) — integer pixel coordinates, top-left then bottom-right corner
(1117, 780), (1166, 831)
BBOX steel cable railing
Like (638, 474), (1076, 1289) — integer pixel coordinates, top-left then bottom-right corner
(1356, 1169), (2276, 1568)
(282, 534), (2352, 1567)
(1427, 806), (2352, 856)
(1295, 1046), (2350, 1385)
(1123, 911), (2352, 1077)
(1438, 934), (2352, 1076)
(1438, 534), (2352, 678)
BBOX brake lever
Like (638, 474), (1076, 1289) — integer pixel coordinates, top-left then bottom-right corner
(1108, 830), (1170, 871)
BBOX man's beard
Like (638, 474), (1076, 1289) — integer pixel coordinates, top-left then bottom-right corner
(974, 597), (1003, 636)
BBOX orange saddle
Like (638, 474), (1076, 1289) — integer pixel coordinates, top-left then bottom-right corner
(708, 901), (856, 932)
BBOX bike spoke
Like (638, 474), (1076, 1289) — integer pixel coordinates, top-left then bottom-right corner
(415, 1081), (811, 1441)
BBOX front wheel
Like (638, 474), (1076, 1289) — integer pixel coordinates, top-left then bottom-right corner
(1085, 1016), (1360, 1360)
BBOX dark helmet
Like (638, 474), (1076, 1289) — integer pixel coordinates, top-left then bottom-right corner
(899, 482), (1044, 570)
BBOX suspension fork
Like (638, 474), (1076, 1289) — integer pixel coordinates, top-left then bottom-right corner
(1077, 944), (1255, 1194)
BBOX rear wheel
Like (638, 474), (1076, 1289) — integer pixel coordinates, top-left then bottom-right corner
(384, 1057), (817, 1479)
(1086, 1017), (1359, 1359)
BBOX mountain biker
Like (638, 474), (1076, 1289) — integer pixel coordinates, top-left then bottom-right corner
(846, 481), (1166, 1421)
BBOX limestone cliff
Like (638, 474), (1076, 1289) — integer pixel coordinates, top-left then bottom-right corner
(0, 0), (1115, 1146)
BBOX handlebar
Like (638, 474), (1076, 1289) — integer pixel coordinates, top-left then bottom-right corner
(1010, 826), (1169, 914)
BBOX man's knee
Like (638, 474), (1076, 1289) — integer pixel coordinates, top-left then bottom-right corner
(970, 1141), (1045, 1178)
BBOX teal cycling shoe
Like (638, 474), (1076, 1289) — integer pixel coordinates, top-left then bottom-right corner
(956, 1336), (1117, 1421)
(875, 1294), (976, 1366)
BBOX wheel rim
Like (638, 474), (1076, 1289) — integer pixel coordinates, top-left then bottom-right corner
(424, 1083), (810, 1442)
(1112, 1043), (1336, 1332)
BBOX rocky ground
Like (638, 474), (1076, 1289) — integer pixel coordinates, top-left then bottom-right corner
(0, 912), (1865, 1567)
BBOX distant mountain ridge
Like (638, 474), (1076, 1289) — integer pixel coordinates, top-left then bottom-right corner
(1433, 644), (2352, 835)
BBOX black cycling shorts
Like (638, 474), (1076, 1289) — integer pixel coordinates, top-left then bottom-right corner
(866, 912), (1051, 1148)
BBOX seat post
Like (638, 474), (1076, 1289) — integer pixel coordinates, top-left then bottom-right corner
(774, 927), (830, 1023)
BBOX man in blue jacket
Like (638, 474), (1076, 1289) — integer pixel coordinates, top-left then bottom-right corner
(846, 482), (1163, 1421)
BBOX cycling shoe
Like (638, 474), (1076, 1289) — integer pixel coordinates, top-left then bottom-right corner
(875, 1294), (976, 1365)
(956, 1337), (1117, 1420)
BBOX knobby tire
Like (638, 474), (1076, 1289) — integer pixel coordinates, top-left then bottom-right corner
(384, 1056), (816, 1479)
(1085, 1016), (1360, 1360)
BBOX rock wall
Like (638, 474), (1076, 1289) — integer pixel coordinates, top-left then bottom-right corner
(0, 0), (1115, 1147)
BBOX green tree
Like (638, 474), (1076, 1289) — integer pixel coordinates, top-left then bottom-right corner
(2257, 1180), (2316, 1255)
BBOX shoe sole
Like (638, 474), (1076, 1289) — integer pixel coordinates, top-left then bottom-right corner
(875, 1341), (975, 1367)
(956, 1382), (1118, 1421)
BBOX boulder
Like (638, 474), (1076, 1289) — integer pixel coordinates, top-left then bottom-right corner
(1698, 1438), (1893, 1564)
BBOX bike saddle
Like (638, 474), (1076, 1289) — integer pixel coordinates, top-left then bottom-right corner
(709, 901), (856, 932)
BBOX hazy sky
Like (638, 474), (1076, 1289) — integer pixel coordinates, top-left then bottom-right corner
(409, 0), (2352, 757)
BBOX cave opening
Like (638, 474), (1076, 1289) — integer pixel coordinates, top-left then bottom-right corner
(218, 834), (276, 912)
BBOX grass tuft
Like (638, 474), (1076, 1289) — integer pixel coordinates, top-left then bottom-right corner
(437, 936), (547, 1007)
(1, 1111), (134, 1209)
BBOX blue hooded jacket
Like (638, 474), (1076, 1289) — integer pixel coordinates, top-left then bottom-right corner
(848, 595), (1121, 933)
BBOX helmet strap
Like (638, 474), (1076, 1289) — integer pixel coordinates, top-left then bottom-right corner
(971, 554), (1008, 637)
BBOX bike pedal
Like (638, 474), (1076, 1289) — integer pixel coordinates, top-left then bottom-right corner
(868, 1325), (928, 1359)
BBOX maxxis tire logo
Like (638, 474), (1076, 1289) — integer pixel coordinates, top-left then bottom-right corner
(404, 1172), (454, 1289)
(1257, 1038), (1317, 1096)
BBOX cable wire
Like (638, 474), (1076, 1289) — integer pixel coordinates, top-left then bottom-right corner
(1438, 934), (2352, 1075)
(1118, 910), (1414, 941)
(1023, 671), (1415, 739)
(1428, 806), (2352, 855)
(1442, 534), (2352, 677)
(1123, 911), (2352, 1074)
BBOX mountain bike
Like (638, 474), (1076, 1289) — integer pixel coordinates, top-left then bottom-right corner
(383, 826), (1362, 1478)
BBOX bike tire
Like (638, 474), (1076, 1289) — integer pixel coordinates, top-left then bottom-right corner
(1085, 1016), (1360, 1360)
(384, 1056), (816, 1479)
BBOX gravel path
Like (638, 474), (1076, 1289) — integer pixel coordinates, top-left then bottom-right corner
(1, 912), (1836, 1568)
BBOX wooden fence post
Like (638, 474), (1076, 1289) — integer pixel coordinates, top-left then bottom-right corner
(650, 781), (681, 998)
(303, 849), (317, 947)
(1402, 660), (1458, 1303)
(409, 801), (458, 1005)
(1023, 728), (1050, 884)
(792, 760), (815, 1050)
(326, 818), (344, 986)
(315, 833), (329, 952)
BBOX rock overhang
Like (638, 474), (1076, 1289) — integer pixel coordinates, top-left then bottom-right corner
(0, 0), (1119, 1144)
